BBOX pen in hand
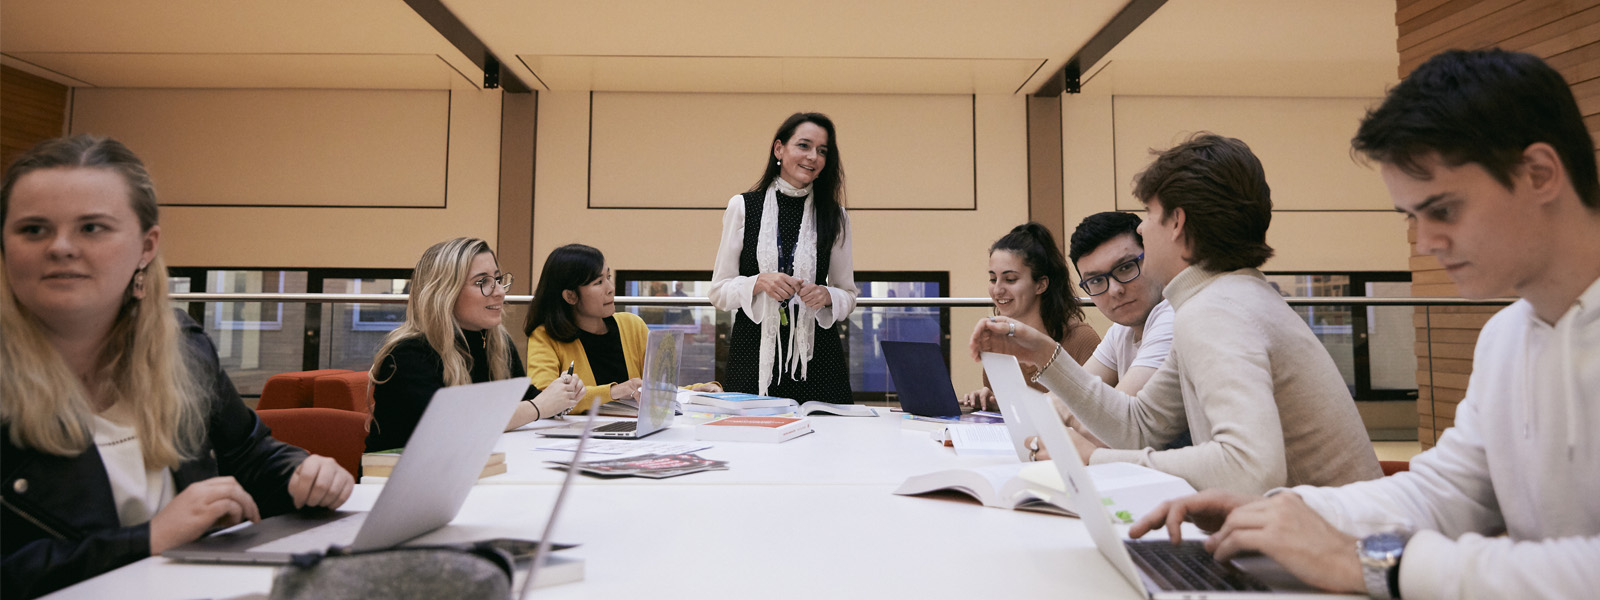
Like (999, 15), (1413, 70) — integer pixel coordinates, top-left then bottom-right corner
(555, 361), (577, 417)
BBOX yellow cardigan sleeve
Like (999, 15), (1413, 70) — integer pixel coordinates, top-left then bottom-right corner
(528, 325), (608, 413)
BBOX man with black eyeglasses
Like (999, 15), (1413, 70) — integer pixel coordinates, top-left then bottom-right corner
(972, 133), (1382, 495)
(1069, 211), (1174, 397)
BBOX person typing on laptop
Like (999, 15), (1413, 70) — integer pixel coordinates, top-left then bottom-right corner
(365, 237), (585, 452)
(1131, 49), (1600, 599)
(971, 133), (1382, 495)
(0, 136), (354, 599)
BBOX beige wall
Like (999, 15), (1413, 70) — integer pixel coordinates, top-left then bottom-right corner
(66, 82), (504, 269)
(1062, 94), (1411, 273)
(534, 91), (1028, 392)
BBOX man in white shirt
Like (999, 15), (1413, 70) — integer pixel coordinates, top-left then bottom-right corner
(1067, 211), (1175, 396)
(1130, 49), (1600, 599)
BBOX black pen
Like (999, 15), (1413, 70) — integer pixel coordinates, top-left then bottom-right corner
(555, 361), (577, 417)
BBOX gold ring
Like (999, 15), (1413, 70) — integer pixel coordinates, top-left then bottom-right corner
(1028, 448), (1039, 461)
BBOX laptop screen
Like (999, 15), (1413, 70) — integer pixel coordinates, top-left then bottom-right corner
(636, 329), (682, 436)
(880, 340), (962, 417)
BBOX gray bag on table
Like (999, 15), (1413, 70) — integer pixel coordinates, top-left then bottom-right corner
(268, 543), (514, 600)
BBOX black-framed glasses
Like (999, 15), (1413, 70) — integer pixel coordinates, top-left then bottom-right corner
(474, 273), (514, 296)
(1079, 253), (1143, 296)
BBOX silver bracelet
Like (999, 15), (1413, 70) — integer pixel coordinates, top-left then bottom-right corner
(1029, 345), (1062, 384)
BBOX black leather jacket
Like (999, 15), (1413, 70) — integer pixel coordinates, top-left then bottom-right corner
(1, 312), (308, 599)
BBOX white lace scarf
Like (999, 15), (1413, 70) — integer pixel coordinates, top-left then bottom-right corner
(755, 178), (819, 395)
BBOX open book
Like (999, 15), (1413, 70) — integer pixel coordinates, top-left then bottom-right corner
(894, 461), (1197, 523)
(797, 401), (876, 417)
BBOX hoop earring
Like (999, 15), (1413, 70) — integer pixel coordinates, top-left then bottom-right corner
(130, 266), (148, 300)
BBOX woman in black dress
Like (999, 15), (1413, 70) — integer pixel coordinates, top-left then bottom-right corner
(708, 113), (858, 403)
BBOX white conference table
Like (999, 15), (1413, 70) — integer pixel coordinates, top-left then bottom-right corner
(46, 412), (1154, 599)
(45, 485), (1146, 600)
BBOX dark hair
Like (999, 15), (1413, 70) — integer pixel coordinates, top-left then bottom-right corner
(2, 135), (159, 240)
(523, 244), (606, 342)
(1353, 49), (1598, 209)
(750, 112), (848, 252)
(1132, 133), (1274, 272)
(1068, 211), (1143, 266)
(990, 222), (1085, 340)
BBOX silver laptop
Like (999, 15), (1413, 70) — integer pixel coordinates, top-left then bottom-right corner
(982, 353), (1354, 599)
(165, 377), (528, 564)
(538, 329), (680, 440)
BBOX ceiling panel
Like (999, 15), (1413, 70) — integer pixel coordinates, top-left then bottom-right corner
(0, 0), (479, 89)
(455, 0), (1128, 95)
(5, 53), (471, 90)
(520, 55), (1045, 94)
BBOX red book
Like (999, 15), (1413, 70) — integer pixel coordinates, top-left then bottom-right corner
(695, 416), (813, 443)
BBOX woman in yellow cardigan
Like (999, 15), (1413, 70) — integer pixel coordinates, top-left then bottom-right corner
(524, 244), (718, 412)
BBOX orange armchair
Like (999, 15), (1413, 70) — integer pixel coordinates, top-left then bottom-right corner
(258, 369), (353, 410)
(314, 370), (373, 414)
(256, 408), (368, 477)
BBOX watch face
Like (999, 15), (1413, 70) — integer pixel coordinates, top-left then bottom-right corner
(1364, 533), (1406, 558)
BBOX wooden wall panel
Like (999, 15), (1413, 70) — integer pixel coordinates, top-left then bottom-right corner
(1, 65), (68, 169)
(1396, 0), (1600, 447)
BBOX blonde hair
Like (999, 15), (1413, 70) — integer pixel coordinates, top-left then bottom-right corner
(370, 238), (512, 396)
(1, 135), (206, 468)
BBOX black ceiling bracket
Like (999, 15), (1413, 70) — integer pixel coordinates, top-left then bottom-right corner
(1034, 0), (1165, 97)
(404, 0), (531, 93)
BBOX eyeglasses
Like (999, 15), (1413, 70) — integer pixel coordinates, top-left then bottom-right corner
(1078, 253), (1143, 296)
(474, 273), (514, 296)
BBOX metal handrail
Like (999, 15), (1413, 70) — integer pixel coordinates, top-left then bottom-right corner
(171, 293), (1516, 308)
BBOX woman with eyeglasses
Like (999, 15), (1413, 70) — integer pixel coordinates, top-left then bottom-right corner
(365, 237), (583, 452)
(961, 223), (1100, 410)
(524, 244), (719, 415)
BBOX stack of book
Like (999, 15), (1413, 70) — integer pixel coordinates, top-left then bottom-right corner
(695, 415), (814, 443)
(361, 449), (507, 479)
(677, 391), (799, 416)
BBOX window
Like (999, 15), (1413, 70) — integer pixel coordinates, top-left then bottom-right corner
(1262, 272), (1415, 401)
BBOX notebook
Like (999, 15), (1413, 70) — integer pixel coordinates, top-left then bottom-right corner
(538, 329), (681, 440)
(166, 377), (530, 564)
(983, 353), (1354, 599)
(880, 340), (962, 417)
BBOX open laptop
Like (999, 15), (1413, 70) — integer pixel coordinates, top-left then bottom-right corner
(166, 377), (529, 564)
(880, 340), (963, 417)
(538, 329), (680, 440)
(983, 353), (1354, 599)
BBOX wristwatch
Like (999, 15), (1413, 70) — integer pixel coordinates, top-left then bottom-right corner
(1357, 532), (1410, 599)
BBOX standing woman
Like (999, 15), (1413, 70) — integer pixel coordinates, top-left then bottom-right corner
(1, 135), (352, 599)
(710, 113), (858, 402)
(962, 223), (1101, 408)
(365, 237), (583, 452)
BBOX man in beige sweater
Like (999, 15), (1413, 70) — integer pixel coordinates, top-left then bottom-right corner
(971, 133), (1381, 495)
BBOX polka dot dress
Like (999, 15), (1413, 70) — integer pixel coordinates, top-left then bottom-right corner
(723, 191), (854, 403)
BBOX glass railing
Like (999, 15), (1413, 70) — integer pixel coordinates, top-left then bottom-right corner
(172, 293), (1513, 444)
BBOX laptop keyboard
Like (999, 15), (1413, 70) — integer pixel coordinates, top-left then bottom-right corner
(1124, 540), (1271, 592)
(594, 421), (638, 433)
(250, 513), (366, 553)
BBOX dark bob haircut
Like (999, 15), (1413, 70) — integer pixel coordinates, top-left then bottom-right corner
(524, 244), (606, 342)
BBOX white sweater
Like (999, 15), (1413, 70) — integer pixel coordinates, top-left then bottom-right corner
(1292, 277), (1600, 600)
(1040, 266), (1381, 494)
